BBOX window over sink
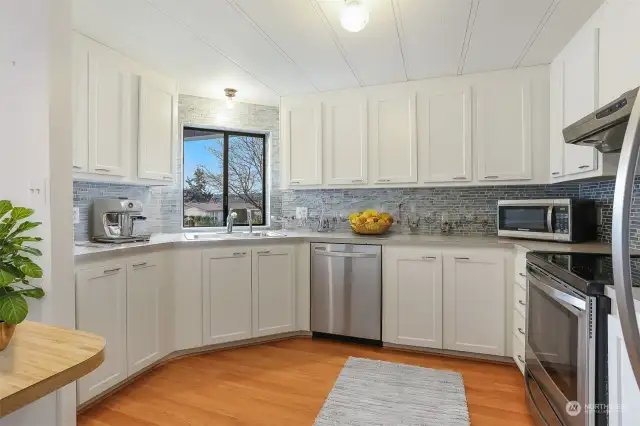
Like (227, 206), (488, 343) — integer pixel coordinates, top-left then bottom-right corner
(182, 127), (266, 228)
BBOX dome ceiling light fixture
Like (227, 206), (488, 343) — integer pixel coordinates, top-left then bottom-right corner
(224, 88), (237, 109)
(340, 0), (370, 33)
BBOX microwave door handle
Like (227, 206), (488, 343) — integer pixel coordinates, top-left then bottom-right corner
(527, 268), (586, 313)
(547, 206), (553, 233)
(613, 94), (640, 390)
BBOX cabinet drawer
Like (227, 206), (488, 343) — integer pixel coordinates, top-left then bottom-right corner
(512, 333), (525, 375)
(513, 308), (525, 344)
(514, 283), (527, 316)
(515, 253), (527, 288)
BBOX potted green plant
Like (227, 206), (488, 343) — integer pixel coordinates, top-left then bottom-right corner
(0, 200), (45, 350)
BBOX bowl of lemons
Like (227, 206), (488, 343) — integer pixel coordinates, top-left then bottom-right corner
(348, 210), (394, 235)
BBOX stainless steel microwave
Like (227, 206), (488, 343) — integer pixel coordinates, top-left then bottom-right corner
(497, 199), (597, 242)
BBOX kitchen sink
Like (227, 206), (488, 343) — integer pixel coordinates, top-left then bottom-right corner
(183, 231), (286, 240)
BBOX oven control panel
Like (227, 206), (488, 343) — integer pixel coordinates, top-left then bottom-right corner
(554, 206), (570, 234)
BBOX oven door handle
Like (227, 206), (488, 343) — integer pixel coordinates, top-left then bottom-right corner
(527, 267), (586, 313)
(546, 206), (553, 233)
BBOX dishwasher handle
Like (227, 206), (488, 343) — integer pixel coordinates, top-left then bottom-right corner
(314, 250), (378, 259)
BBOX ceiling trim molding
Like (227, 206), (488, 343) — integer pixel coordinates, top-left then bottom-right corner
(308, 0), (364, 87)
(144, 0), (281, 96)
(391, 0), (408, 81)
(513, 0), (562, 67)
(224, 0), (320, 92)
(457, 0), (480, 75)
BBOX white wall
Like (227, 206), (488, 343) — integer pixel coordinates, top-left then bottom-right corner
(0, 0), (74, 425)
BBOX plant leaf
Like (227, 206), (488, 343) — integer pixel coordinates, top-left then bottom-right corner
(0, 201), (11, 221)
(0, 293), (28, 324)
(17, 261), (42, 278)
(10, 207), (34, 221)
(12, 237), (42, 244)
(18, 246), (42, 256)
(18, 288), (44, 299)
(0, 265), (16, 286)
(8, 221), (41, 239)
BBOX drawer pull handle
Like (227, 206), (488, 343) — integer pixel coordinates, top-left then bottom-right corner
(518, 327), (525, 335)
(232, 252), (246, 257)
(291, 180), (300, 184)
(453, 176), (466, 180)
(551, 172), (560, 176)
(484, 175), (499, 179)
(94, 168), (111, 172)
(455, 257), (470, 260)
(422, 256), (436, 260)
(257, 250), (271, 255)
(103, 267), (121, 274)
(519, 273), (526, 277)
(578, 165), (590, 169)
(517, 355), (525, 364)
(163, 176), (172, 180)
(377, 179), (390, 183)
(352, 179), (364, 183)
(518, 300), (526, 307)
(132, 262), (147, 268)
(73, 165), (82, 170)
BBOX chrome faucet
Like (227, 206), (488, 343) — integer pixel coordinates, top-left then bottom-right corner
(226, 211), (238, 234)
(247, 209), (253, 234)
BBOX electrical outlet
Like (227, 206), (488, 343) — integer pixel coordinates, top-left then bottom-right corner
(73, 207), (80, 224)
(295, 207), (308, 220)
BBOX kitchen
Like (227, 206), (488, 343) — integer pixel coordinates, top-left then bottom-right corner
(3, 0), (640, 425)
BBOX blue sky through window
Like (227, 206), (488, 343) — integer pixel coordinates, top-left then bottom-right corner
(183, 138), (223, 184)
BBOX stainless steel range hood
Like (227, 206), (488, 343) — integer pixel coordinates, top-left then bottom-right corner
(563, 87), (639, 153)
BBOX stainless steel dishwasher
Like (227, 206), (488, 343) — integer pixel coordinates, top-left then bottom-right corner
(311, 243), (382, 343)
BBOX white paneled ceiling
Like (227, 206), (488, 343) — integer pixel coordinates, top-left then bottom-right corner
(73, 0), (605, 106)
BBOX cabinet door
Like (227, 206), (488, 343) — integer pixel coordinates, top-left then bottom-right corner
(549, 58), (565, 179)
(325, 98), (367, 185)
(137, 76), (176, 182)
(72, 36), (89, 172)
(202, 248), (252, 345)
(126, 256), (163, 375)
(87, 46), (131, 177)
(370, 93), (418, 184)
(563, 28), (599, 175)
(608, 314), (640, 426)
(419, 88), (472, 183)
(475, 82), (532, 181)
(283, 102), (322, 186)
(76, 264), (127, 404)
(443, 253), (506, 356)
(383, 248), (442, 349)
(252, 246), (295, 337)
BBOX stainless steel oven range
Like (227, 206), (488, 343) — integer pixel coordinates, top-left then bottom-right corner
(525, 252), (610, 426)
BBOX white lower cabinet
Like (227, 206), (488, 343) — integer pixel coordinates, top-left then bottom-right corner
(443, 253), (506, 356)
(383, 248), (443, 349)
(126, 255), (164, 375)
(252, 246), (296, 337)
(76, 263), (128, 405)
(202, 248), (253, 345)
(608, 314), (640, 426)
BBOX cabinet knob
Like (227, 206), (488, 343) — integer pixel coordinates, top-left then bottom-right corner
(517, 355), (525, 364)
(518, 327), (525, 335)
(518, 300), (526, 307)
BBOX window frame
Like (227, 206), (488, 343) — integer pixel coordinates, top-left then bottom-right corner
(182, 126), (267, 229)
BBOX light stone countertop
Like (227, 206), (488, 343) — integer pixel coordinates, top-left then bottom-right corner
(74, 230), (614, 262)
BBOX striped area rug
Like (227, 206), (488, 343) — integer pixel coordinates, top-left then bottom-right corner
(314, 357), (470, 426)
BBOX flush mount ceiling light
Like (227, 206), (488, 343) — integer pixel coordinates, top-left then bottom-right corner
(224, 88), (237, 109)
(340, 0), (369, 33)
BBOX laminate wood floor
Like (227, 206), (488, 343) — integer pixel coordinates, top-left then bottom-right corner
(78, 338), (534, 426)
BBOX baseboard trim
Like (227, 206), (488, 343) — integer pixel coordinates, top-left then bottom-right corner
(383, 342), (515, 365)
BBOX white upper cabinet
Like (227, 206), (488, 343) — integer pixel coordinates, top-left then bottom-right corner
(370, 92), (418, 184)
(137, 75), (177, 182)
(443, 252), (506, 356)
(252, 246), (296, 337)
(383, 247), (443, 349)
(76, 263), (127, 404)
(549, 59), (565, 179)
(475, 81), (532, 181)
(202, 248), (253, 345)
(87, 45), (131, 177)
(126, 255), (164, 375)
(562, 28), (599, 175)
(418, 88), (472, 183)
(283, 101), (322, 186)
(72, 37), (89, 173)
(324, 98), (368, 185)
